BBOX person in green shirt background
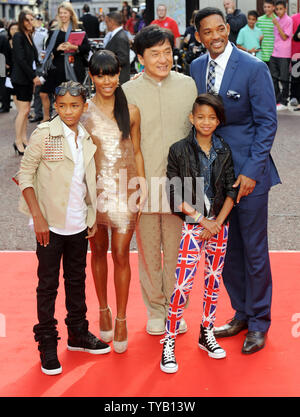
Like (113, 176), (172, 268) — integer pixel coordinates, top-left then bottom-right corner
(237, 10), (263, 60)
(256, 0), (276, 66)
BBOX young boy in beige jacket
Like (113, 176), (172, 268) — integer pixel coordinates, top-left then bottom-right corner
(16, 81), (111, 376)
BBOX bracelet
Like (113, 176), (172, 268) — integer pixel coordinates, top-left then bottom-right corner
(193, 212), (204, 223)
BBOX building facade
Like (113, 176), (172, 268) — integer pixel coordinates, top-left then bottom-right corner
(0, 0), (35, 20)
(48, 0), (124, 20)
(0, 1), (131, 21)
(1, 0), (299, 26)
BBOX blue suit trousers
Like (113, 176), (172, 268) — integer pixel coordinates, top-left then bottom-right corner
(222, 192), (272, 332)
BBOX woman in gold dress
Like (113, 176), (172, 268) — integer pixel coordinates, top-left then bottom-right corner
(82, 50), (147, 353)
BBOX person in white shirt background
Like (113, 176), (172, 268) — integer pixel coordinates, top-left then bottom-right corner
(30, 14), (48, 123)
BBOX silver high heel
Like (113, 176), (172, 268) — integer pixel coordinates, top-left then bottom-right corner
(113, 317), (128, 354)
(99, 306), (113, 343)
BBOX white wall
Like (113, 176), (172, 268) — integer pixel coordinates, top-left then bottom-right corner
(199, 0), (223, 10)
(48, 0), (121, 20)
(199, 0), (256, 14)
(154, 0), (186, 34)
(238, 0), (256, 14)
(289, 0), (299, 15)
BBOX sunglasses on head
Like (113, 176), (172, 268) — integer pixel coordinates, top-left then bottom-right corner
(55, 85), (87, 100)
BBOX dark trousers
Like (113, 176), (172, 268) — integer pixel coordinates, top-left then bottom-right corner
(222, 193), (272, 333)
(33, 229), (89, 341)
(291, 57), (300, 102)
(269, 56), (291, 105)
(33, 65), (43, 118)
(0, 77), (10, 110)
(33, 84), (43, 119)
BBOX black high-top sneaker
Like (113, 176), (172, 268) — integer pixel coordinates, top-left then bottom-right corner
(37, 335), (62, 376)
(198, 325), (226, 359)
(160, 336), (178, 373)
(67, 328), (111, 354)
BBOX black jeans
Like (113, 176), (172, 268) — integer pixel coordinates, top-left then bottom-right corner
(269, 56), (291, 105)
(0, 78), (10, 111)
(33, 229), (89, 341)
(291, 57), (300, 101)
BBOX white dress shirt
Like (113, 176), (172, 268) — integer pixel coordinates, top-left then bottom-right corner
(103, 26), (123, 47)
(206, 42), (233, 94)
(49, 123), (88, 235)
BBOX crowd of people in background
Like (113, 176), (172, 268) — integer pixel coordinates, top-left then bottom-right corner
(0, 1), (299, 116)
(0, 1), (148, 130)
(1, 0), (300, 123)
(221, 0), (300, 112)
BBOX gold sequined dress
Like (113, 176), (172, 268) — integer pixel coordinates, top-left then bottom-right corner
(82, 100), (138, 233)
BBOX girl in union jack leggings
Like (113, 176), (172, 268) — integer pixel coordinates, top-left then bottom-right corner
(160, 94), (237, 373)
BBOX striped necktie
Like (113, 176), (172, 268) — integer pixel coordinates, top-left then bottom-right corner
(207, 60), (217, 94)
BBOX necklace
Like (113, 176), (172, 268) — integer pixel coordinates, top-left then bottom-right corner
(200, 143), (212, 158)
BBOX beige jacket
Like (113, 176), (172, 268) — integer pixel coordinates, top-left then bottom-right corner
(123, 71), (198, 213)
(16, 116), (97, 229)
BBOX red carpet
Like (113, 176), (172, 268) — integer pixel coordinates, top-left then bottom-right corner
(0, 251), (299, 397)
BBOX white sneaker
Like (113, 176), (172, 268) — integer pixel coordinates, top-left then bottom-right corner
(160, 337), (178, 373)
(289, 98), (298, 107)
(146, 318), (165, 335)
(276, 104), (287, 111)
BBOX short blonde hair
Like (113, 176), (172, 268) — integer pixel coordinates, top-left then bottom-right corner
(57, 2), (79, 30)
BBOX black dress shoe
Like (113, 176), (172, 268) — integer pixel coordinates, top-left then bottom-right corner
(0, 108), (9, 113)
(214, 318), (248, 338)
(13, 143), (24, 156)
(29, 116), (43, 123)
(242, 331), (266, 354)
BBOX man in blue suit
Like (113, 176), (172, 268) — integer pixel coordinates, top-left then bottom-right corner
(190, 7), (281, 354)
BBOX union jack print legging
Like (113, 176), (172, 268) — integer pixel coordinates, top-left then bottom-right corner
(165, 221), (229, 339)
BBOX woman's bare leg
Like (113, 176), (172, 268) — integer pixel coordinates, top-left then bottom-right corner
(15, 100), (30, 152)
(111, 228), (135, 341)
(40, 92), (50, 122)
(89, 225), (111, 331)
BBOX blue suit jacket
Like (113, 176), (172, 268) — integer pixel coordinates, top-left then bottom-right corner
(190, 44), (281, 196)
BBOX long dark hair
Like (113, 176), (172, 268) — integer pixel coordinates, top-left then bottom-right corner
(89, 50), (130, 140)
(18, 10), (34, 35)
